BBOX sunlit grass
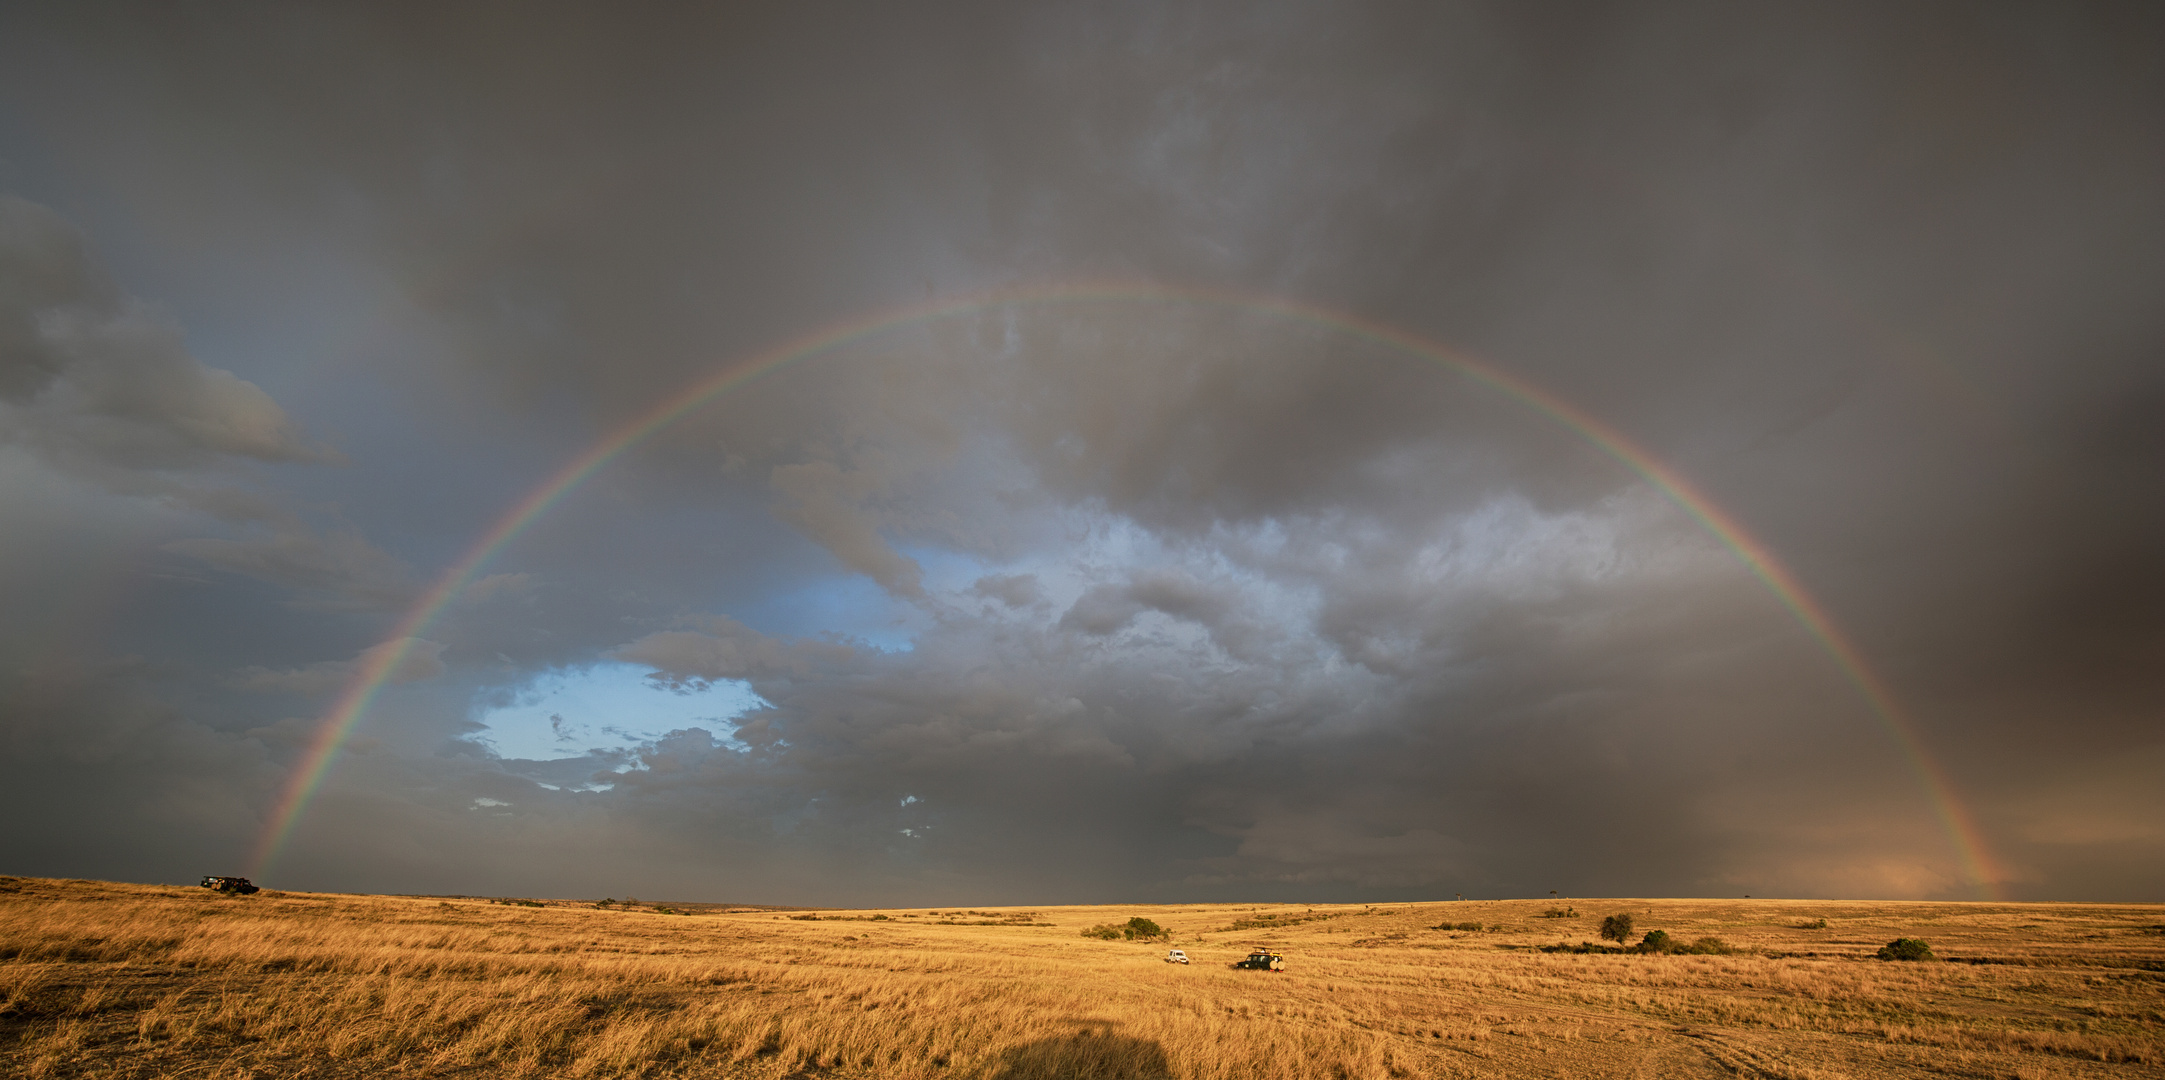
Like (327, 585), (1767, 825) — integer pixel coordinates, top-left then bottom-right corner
(2, 877), (2159, 1078)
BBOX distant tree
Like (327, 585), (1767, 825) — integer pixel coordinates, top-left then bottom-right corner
(1877, 937), (1934, 962)
(1599, 913), (1634, 944)
(1636, 929), (1673, 953)
(1124, 917), (1166, 941)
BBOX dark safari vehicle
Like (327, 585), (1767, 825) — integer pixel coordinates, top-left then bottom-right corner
(200, 876), (258, 894)
(1232, 947), (1284, 971)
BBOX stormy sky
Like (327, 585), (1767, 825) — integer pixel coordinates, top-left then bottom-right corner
(0, 2), (2157, 905)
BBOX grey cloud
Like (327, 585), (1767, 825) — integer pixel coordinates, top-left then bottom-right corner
(0, 656), (277, 884)
(0, 1), (2156, 904)
(235, 638), (446, 698)
(1057, 584), (1146, 636)
(608, 616), (857, 687)
(165, 518), (416, 612)
(970, 573), (1043, 609)
(1188, 816), (1474, 891)
(770, 459), (925, 599)
(0, 194), (115, 400)
(458, 573), (537, 605)
(0, 195), (326, 477)
(1058, 571), (1277, 663)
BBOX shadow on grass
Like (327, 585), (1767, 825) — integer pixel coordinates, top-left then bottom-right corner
(987, 1024), (1172, 1080)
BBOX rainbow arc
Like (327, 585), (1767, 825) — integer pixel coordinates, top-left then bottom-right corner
(252, 282), (2003, 898)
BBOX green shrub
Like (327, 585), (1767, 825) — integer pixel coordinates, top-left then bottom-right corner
(1598, 914), (1634, 943)
(1223, 911), (1337, 932)
(1539, 941), (1611, 954)
(1081, 924), (1124, 940)
(1877, 937), (1934, 961)
(1681, 936), (1733, 955)
(1124, 917), (1166, 941)
(1538, 906), (1578, 918)
(1454, 921), (1483, 932)
(1635, 929), (1673, 953)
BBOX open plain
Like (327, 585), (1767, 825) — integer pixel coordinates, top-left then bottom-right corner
(2, 877), (2159, 1079)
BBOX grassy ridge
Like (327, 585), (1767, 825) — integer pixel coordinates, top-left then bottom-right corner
(2, 877), (2160, 1078)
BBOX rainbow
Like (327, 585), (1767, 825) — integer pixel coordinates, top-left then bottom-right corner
(251, 282), (2005, 897)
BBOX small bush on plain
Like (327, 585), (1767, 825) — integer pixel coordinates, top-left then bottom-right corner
(1538, 941), (1618, 954)
(1599, 914), (1634, 943)
(1877, 937), (1935, 961)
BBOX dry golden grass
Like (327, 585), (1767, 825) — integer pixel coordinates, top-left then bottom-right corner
(2, 877), (2160, 1079)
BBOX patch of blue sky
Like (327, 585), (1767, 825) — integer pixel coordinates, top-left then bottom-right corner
(901, 543), (1001, 595)
(731, 567), (924, 651)
(473, 662), (767, 761)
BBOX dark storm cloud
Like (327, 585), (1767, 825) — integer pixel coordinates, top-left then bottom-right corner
(0, 1), (2157, 902)
(0, 193), (416, 618)
(0, 196), (325, 475)
(235, 638), (447, 698)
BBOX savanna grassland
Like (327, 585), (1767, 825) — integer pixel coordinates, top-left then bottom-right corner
(2, 877), (2160, 1079)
